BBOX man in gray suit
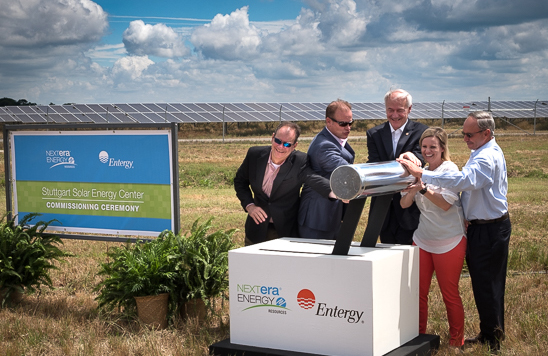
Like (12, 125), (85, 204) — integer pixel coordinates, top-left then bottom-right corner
(298, 99), (355, 239)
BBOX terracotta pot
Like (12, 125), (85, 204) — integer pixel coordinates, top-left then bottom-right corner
(181, 298), (207, 321)
(134, 293), (169, 329)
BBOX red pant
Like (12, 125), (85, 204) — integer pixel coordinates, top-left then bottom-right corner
(418, 237), (467, 347)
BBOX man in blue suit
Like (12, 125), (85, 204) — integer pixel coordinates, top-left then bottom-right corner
(298, 99), (355, 240)
(366, 89), (428, 245)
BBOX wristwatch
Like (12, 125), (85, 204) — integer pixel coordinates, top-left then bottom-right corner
(419, 185), (428, 195)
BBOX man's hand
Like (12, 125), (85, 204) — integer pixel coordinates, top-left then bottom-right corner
(329, 191), (350, 203)
(397, 157), (424, 178)
(398, 152), (422, 167)
(246, 204), (268, 224)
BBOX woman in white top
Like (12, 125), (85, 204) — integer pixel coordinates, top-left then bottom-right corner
(400, 127), (467, 350)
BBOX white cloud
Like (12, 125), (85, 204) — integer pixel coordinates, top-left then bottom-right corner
(190, 6), (262, 60)
(0, 0), (108, 103)
(1, 0), (547, 105)
(315, 0), (367, 45)
(123, 20), (190, 58)
(111, 55), (154, 82)
(261, 9), (324, 56)
(0, 0), (107, 47)
(86, 43), (126, 61)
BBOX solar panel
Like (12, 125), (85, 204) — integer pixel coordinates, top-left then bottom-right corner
(1, 100), (547, 125)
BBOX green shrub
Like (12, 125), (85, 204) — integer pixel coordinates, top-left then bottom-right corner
(0, 213), (72, 307)
(93, 234), (180, 316)
(165, 218), (236, 304)
(94, 218), (236, 320)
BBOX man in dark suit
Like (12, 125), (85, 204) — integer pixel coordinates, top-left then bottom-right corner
(234, 122), (334, 245)
(366, 89), (428, 245)
(298, 99), (355, 240)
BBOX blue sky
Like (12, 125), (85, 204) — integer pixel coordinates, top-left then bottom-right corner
(1, 0), (547, 105)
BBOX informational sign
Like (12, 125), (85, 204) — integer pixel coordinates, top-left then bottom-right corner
(10, 130), (175, 236)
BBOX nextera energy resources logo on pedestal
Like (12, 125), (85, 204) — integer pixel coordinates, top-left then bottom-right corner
(235, 284), (364, 324)
(236, 284), (288, 315)
(11, 130), (174, 236)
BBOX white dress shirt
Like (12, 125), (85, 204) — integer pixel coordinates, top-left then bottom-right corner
(404, 161), (466, 254)
(390, 120), (408, 157)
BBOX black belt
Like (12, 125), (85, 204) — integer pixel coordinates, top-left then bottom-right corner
(468, 212), (509, 225)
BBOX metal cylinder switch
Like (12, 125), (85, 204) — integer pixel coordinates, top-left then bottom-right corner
(330, 161), (416, 200)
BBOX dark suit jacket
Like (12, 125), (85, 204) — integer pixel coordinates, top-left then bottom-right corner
(366, 120), (428, 243)
(298, 127), (355, 233)
(234, 146), (332, 244)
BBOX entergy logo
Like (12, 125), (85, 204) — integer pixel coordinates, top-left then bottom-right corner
(98, 150), (134, 169)
(297, 288), (364, 324)
(297, 289), (316, 310)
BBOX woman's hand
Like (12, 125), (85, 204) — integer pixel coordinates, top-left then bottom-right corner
(402, 181), (424, 194)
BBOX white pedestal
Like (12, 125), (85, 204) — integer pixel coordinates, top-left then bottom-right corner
(229, 238), (419, 356)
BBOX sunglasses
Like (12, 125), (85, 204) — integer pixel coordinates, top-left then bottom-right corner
(273, 137), (294, 147)
(461, 130), (484, 138)
(328, 117), (354, 127)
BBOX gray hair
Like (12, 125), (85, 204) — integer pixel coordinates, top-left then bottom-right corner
(384, 89), (412, 108)
(468, 111), (495, 137)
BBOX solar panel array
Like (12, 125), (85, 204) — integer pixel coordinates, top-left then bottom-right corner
(1, 101), (547, 125)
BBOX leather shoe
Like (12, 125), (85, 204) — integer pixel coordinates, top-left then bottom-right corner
(464, 334), (483, 345)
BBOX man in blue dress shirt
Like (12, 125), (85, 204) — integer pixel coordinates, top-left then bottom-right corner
(398, 111), (511, 352)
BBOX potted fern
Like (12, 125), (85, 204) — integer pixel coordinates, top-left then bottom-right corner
(94, 234), (180, 329)
(0, 213), (72, 307)
(94, 217), (236, 326)
(163, 218), (236, 319)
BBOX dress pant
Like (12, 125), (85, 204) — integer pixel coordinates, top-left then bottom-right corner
(245, 223), (278, 246)
(378, 196), (415, 245)
(418, 238), (467, 347)
(466, 217), (511, 347)
(298, 223), (338, 240)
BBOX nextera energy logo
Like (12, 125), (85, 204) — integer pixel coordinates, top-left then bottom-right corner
(46, 150), (76, 169)
(297, 289), (364, 324)
(236, 284), (288, 314)
(98, 151), (134, 169)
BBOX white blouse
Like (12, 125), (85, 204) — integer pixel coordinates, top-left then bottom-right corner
(403, 160), (466, 254)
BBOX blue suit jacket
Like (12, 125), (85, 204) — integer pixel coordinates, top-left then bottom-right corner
(298, 128), (355, 233)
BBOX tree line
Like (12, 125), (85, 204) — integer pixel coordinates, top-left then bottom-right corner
(0, 97), (37, 107)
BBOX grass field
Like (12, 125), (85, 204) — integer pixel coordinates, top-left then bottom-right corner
(1, 127), (547, 355)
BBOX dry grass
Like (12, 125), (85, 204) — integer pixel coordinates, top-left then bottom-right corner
(1, 129), (548, 355)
